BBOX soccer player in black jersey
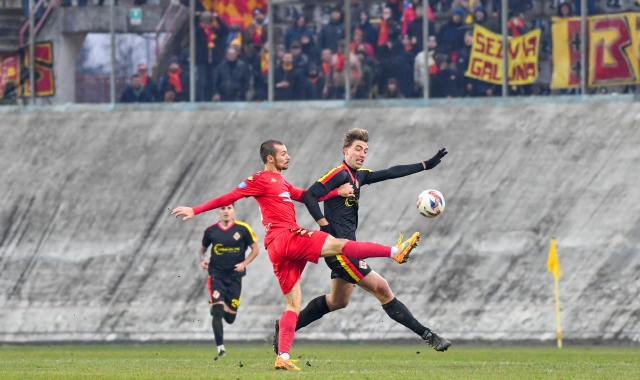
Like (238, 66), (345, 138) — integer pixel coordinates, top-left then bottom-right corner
(200, 204), (259, 357)
(273, 127), (451, 352)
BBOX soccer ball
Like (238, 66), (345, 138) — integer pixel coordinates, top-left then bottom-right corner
(417, 190), (445, 218)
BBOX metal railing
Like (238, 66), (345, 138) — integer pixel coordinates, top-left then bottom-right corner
(155, 1), (185, 61)
(19, 0), (59, 47)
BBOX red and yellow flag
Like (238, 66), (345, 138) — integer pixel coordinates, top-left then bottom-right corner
(199, 0), (267, 29)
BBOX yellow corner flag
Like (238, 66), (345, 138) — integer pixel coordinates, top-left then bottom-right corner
(547, 238), (561, 279)
(547, 238), (562, 348)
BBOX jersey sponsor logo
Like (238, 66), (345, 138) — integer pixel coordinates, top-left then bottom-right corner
(359, 260), (367, 269)
(345, 197), (359, 207)
(233, 232), (241, 241)
(213, 290), (220, 299)
(213, 244), (241, 255)
(238, 181), (248, 189)
(278, 192), (292, 202)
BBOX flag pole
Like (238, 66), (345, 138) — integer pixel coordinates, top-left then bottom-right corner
(554, 275), (562, 348)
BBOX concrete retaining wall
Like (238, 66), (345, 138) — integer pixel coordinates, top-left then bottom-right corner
(1, 101), (639, 343)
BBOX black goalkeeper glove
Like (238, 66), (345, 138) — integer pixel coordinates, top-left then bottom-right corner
(424, 148), (448, 170)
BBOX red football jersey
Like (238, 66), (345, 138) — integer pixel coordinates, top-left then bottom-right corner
(192, 171), (337, 246)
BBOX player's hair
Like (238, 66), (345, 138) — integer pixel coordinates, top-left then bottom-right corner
(260, 140), (284, 163)
(343, 128), (369, 149)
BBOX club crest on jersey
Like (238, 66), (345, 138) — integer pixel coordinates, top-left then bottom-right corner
(238, 181), (248, 189)
(359, 261), (367, 269)
(233, 232), (241, 241)
(247, 176), (254, 182)
(213, 290), (220, 299)
(271, 178), (277, 182)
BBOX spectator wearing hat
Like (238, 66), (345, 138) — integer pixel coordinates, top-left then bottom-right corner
(120, 74), (153, 103)
(226, 16), (244, 49)
(195, 11), (228, 101)
(407, 3), (436, 54)
(284, 15), (315, 51)
(473, 6), (500, 33)
(507, 11), (527, 37)
(212, 46), (250, 102)
(302, 64), (326, 100)
(431, 55), (463, 98)
(290, 40), (310, 78)
(350, 29), (374, 59)
(248, 8), (268, 52)
(382, 78), (403, 99)
(275, 52), (302, 100)
(159, 56), (189, 102)
(319, 7), (345, 53)
(437, 7), (467, 57)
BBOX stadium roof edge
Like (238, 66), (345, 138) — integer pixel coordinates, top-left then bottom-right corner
(0, 94), (637, 114)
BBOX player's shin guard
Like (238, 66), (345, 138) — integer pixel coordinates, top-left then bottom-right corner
(278, 311), (298, 355)
(296, 295), (330, 331)
(382, 297), (429, 337)
(211, 304), (225, 346)
(223, 312), (236, 324)
(341, 241), (392, 260)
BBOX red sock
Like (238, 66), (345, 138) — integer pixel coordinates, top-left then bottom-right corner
(278, 310), (298, 355)
(341, 241), (392, 260)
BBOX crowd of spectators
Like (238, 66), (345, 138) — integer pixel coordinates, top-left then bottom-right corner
(119, 0), (615, 103)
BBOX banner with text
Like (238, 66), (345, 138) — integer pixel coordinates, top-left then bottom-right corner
(465, 25), (540, 86)
(552, 13), (640, 89)
(0, 42), (54, 100)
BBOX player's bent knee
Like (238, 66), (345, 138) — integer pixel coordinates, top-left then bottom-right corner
(210, 303), (224, 318)
(223, 312), (236, 324)
(320, 236), (347, 257)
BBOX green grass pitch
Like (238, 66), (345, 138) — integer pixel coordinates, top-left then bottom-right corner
(1, 343), (639, 379)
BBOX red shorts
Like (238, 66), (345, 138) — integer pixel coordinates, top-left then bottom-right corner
(267, 228), (329, 294)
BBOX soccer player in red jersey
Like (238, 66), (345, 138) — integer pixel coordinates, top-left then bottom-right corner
(172, 140), (420, 371)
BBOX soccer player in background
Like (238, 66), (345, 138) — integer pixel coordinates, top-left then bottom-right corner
(172, 140), (421, 371)
(273, 128), (451, 352)
(200, 204), (259, 357)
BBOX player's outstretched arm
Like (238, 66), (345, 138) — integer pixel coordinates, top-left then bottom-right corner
(364, 148), (448, 185)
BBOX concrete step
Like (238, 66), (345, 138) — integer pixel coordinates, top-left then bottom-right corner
(0, 8), (26, 52)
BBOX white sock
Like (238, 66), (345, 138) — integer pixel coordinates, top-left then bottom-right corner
(279, 352), (290, 360)
(217, 345), (225, 353)
(390, 246), (398, 256)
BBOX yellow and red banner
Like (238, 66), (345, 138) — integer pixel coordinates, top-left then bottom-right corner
(0, 42), (54, 99)
(465, 25), (540, 86)
(199, 0), (266, 29)
(552, 13), (640, 89)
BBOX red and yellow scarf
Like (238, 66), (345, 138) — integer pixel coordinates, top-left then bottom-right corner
(168, 68), (183, 93)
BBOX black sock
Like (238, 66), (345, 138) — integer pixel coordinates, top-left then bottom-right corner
(382, 297), (430, 338)
(211, 304), (224, 346)
(295, 295), (331, 331)
(223, 312), (236, 324)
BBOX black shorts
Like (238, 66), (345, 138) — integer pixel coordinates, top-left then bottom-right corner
(324, 255), (373, 284)
(207, 275), (242, 312)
